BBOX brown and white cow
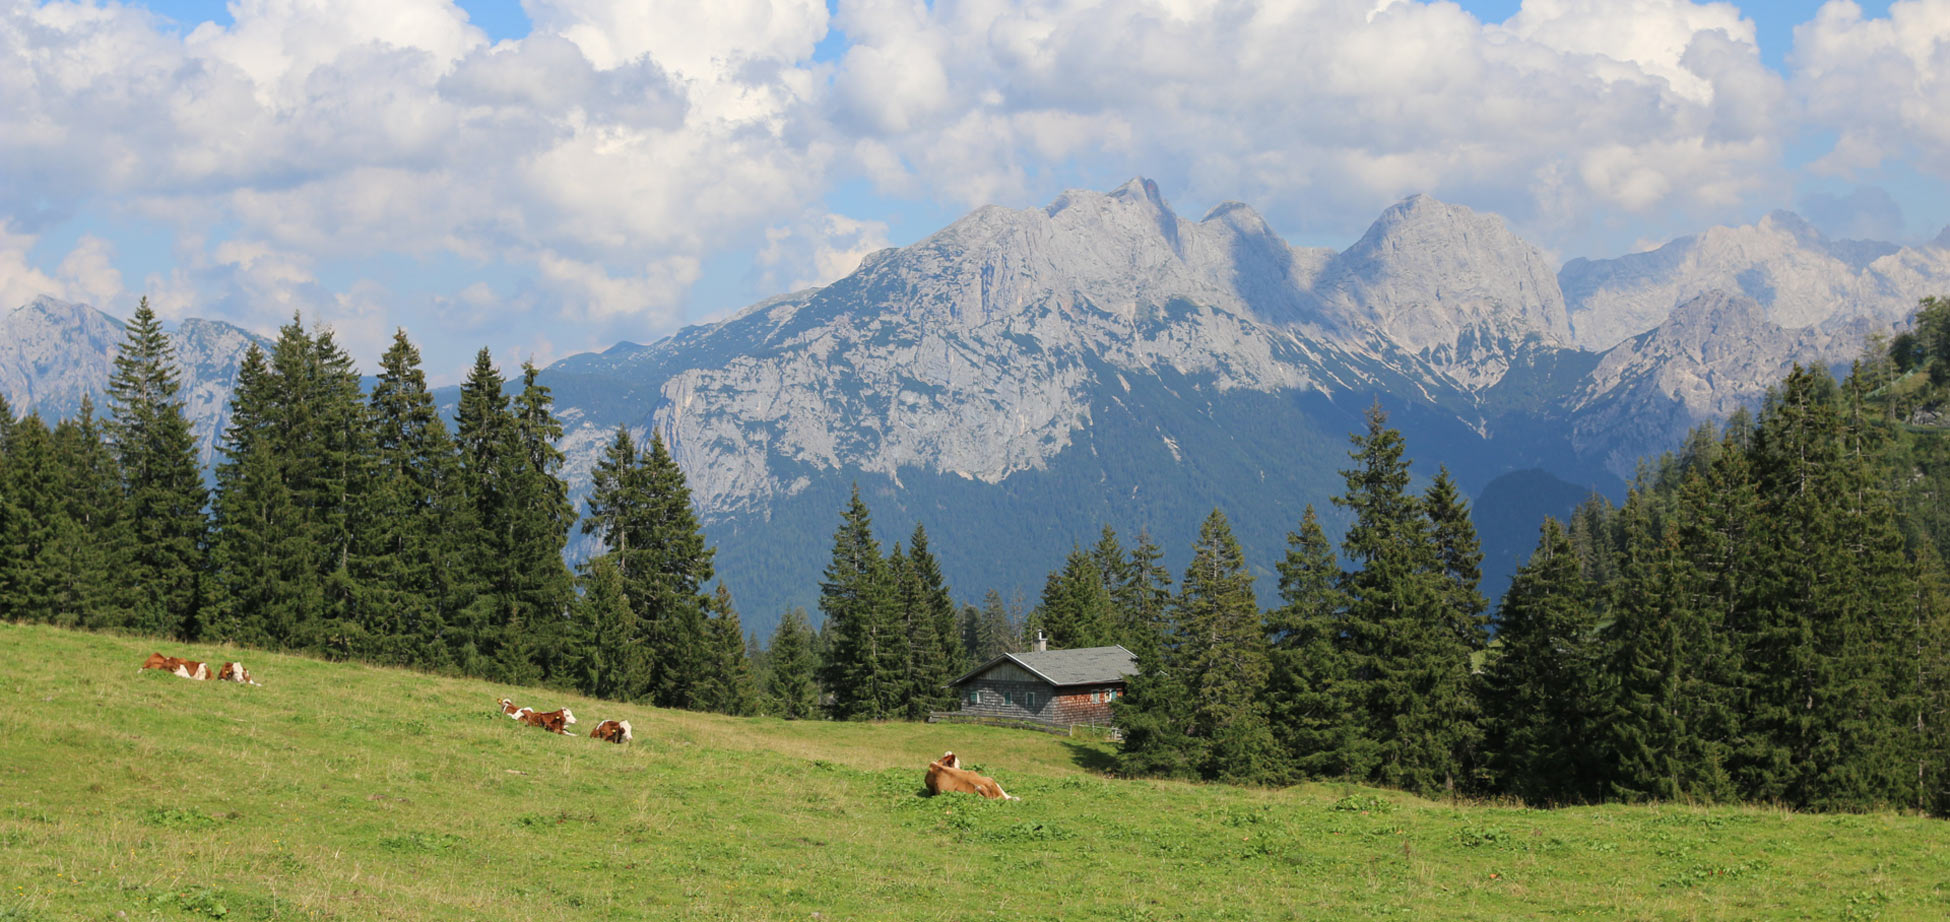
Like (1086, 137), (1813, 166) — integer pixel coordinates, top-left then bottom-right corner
(517, 707), (577, 734)
(924, 752), (1017, 801)
(588, 719), (632, 744)
(214, 662), (259, 685)
(141, 653), (209, 681)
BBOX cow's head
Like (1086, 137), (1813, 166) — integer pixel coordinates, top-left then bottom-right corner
(560, 708), (576, 726)
(940, 751), (961, 770)
(618, 720), (633, 743)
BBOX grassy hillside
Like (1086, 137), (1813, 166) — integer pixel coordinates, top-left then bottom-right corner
(3, 623), (1946, 921)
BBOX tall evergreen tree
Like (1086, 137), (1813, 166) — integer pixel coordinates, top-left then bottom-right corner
(105, 297), (208, 639)
(500, 362), (578, 684)
(767, 607), (820, 719)
(362, 329), (467, 669)
(1333, 403), (1477, 795)
(1176, 509), (1276, 782)
(0, 415), (61, 623)
(1481, 518), (1604, 804)
(897, 524), (960, 719)
(818, 485), (901, 720)
(632, 429), (713, 708)
(1117, 529), (1175, 661)
(699, 584), (759, 716)
(1038, 545), (1117, 648)
(573, 554), (642, 701)
(207, 345), (307, 647)
(1264, 505), (1350, 781)
(452, 347), (516, 676)
(46, 399), (124, 628)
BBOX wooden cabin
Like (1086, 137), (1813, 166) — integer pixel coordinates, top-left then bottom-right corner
(940, 641), (1138, 731)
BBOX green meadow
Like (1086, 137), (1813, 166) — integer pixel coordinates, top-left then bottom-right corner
(2, 622), (1946, 921)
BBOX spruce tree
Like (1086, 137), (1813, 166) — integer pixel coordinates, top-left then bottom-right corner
(105, 297), (208, 639)
(363, 329), (465, 670)
(898, 524), (960, 718)
(633, 429), (713, 708)
(699, 584), (759, 715)
(207, 344), (307, 647)
(1601, 490), (1716, 802)
(767, 607), (820, 719)
(1480, 518), (1604, 804)
(1264, 505), (1350, 781)
(574, 554), (642, 701)
(1039, 545), (1116, 648)
(499, 362), (577, 684)
(452, 347), (516, 675)
(1117, 529), (1175, 661)
(1176, 509), (1276, 782)
(0, 415), (60, 623)
(1333, 403), (1476, 794)
(46, 399), (124, 628)
(818, 485), (901, 719)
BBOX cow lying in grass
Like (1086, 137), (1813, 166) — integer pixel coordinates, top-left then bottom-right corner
(142, 652), (210, 680)
(925, 751), (1017, 800)
(517, 707), (577, 734)
(143, 653), (260, 685)
(588, 720), (632, 744)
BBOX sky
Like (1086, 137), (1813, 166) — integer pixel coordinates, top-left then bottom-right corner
(2, 0), (1947, 383)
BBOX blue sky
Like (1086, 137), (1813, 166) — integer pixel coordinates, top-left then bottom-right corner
(2, 0), (1945, 382)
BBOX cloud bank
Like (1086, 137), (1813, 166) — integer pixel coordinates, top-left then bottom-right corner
(0, 0), (1945, 372)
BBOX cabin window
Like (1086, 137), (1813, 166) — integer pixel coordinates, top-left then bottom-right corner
(1025, 693), (1039, 709)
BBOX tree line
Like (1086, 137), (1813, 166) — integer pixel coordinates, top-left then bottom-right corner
(1108, 301), (1950, 815)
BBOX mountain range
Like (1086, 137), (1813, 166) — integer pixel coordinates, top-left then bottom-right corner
(6, 179), (1949, 631)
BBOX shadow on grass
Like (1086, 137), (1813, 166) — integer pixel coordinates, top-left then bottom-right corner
(1062, 741), (1118, 774)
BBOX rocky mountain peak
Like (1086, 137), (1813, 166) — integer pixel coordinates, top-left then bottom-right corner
(1311, 193), (1571, 386)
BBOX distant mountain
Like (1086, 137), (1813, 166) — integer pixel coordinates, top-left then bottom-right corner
(0, 296), (266, 463)
(8, 183), (1949, 632)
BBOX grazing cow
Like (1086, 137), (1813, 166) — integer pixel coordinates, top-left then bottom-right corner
(214, 662), (260, 686)
(924, 753), (1017, 801)
(140, 653), (209, 681)
(588, 719), (632, 744)
(517, 707), (577, 734)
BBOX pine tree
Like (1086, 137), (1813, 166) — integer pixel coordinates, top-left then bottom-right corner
(207, 344), (307, 647)
(0, 415), (61, 623)
(1038, 545), (1116, 648)
(1480, 518), (1604, 804)
(105, 297), (208, 639)
(1333, 403), (1476, 796)
(964, 589), (1018, 664)
(362, 329), (465, 670)
(818, 485), (901, 720)
(633, 429), (713, 708)
(1113, 558), (1200, 780)
(574, 554), (642, 701)
(452, 347), (516, 676)
(1117, 529), (1174, 661)
(699, 584), (758, 715)
(498, 362), (577, 684)
(46, 399), (124, 628)
(898, 524), (960, 719)
(1175, 509), (1277, 782)
(1264, 505), (1350, 782)
(767, 607), (820, 719)
(1601, 489), (1720, 802)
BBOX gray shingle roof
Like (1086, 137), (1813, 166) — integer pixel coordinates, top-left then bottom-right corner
(949, 645), (1138, 688)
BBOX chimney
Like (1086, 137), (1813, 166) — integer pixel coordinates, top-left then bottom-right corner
(1034, 631), (1047, 653)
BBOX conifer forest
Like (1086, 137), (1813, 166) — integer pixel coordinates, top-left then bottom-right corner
(5, 296), (1950, 816)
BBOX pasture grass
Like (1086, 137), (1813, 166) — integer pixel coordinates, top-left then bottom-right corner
(2, 621), (1947, 920)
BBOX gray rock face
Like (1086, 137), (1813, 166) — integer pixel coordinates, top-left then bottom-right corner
(1313, 194), (1572, 388)
(0, 297), (266, 463)
(1561, 211), (1950, 350)
(1570, 290), (1871, 477)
